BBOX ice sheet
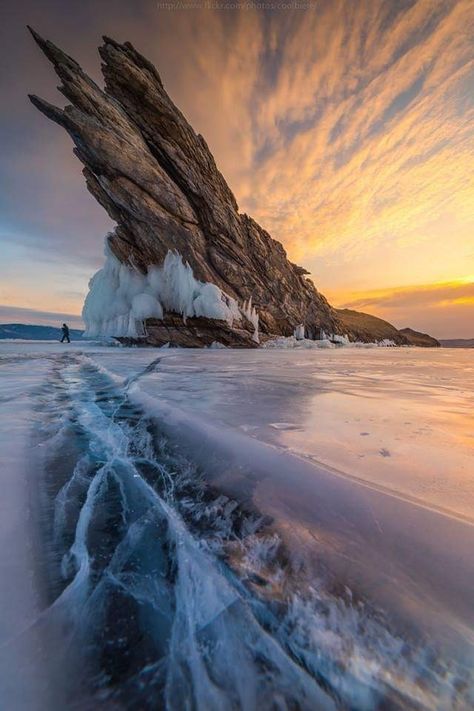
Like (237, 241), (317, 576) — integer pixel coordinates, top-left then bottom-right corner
(0, 352), (64, 709)
(86, 346), (473, 519)
(0, 341), (473, 710)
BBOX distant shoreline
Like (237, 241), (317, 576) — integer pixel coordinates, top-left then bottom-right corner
(0, 324), (85, 341)
(1, 324), (472, 348)
(439, 339), (474, 348)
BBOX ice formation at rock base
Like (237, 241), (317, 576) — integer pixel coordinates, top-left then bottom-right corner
(83, 245), (396, 349)
(83, 245), (260, 341)
(262, 335), (397, 349)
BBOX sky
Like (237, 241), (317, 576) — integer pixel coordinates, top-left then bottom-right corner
(1, 0), (473, 338)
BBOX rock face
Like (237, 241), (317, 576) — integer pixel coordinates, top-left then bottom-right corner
(336, 309), (409, 345)
(28, 28), (341, 346)
(122, 315), (260, 349)
(399, 328), (440, 348)
(336, 311), (441, 347)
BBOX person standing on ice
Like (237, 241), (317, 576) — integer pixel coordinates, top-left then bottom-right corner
(60, 323), (70, 343)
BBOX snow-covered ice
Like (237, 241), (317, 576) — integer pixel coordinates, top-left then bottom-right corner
(0, 341), (473, 710)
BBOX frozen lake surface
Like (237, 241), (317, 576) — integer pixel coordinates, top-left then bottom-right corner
(0, 342), (473, 710)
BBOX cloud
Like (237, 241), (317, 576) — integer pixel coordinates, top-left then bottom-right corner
(237, 0), (474, 266)
(340, 280), (474, 310)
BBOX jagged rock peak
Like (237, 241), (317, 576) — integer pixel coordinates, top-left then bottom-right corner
(28, 28), (343, 346)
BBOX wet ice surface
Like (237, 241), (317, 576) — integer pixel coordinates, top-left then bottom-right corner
(120, 347), (474, 520)
(0, 342), (473, 710)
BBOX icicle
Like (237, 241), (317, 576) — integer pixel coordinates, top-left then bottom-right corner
(294, 324), (305, 340)
(241, 298), (260, 343)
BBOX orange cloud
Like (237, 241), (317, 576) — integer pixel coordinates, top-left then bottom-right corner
(336, 280), (474, 310)
(148, 2), (474, 315)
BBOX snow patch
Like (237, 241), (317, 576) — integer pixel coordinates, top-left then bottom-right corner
(263, 336), (334, 349)
(262, 336), (397, 349)
(332, 334), (349, 345)
(209, 341), (227, 349)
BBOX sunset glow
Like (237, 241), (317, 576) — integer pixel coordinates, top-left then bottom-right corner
(1, 0), (473, 336)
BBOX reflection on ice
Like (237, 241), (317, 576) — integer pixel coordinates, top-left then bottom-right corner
(110, 347), (473, 519)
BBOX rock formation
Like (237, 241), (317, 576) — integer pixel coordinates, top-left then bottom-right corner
(335, 312), (440, 347)
(28, 28), (341, 347)
(28, 29), (439, 348)
(398, 328), (440, 348)
(336, 309), (409, 345)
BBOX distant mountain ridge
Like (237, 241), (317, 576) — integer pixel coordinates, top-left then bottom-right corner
(439, 338), (474, 348)
(336, 310), (440, 347)
(398, 328), (440, 348)
(0, 324), (85, 341)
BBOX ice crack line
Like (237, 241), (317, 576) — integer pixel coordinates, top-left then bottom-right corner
(29, 355), (471, 711)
